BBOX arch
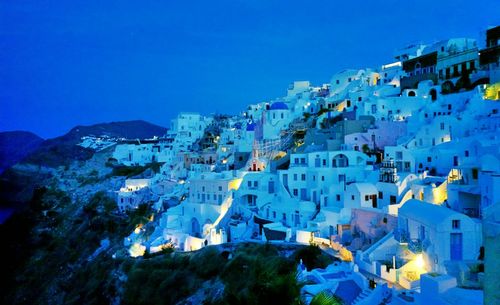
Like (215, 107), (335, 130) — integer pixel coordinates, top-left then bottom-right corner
(429, 89), (437, 101)
(332, 153), (349, 167)
(441, 81), (455, 94)
(191, 218), (201, 237)
(470, 77), (489, 89)
(408, 90), (416, 97)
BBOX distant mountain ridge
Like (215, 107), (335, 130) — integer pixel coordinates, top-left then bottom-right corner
(0, 131), (44, 174)
(3, 120), (167, 170)
(64, 120), (168, 141)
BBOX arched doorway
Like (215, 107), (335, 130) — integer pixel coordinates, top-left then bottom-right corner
(191, 218), (201, 237)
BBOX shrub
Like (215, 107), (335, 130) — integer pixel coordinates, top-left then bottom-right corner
(292, 245), (335, 270)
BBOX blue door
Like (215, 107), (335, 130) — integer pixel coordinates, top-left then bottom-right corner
(268, 181), (275, 193)
(450, 233), (463, 260)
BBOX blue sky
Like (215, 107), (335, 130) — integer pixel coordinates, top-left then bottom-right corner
(1, 0), (499, 138)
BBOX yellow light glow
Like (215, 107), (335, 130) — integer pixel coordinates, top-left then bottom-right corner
(484, 82), (500, 100)
(228, 178), (243, 191)
(415, 254), (425, 269)
(432, 186), (447, 204)
(134, 224), (143, 234)
(129, 243), (146, 257)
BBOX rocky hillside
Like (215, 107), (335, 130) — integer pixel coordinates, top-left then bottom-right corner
(0, 120), (167, 207)
(0, 131), (44, 174)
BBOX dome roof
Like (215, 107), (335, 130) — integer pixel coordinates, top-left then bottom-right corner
(270, 101), (288, 110)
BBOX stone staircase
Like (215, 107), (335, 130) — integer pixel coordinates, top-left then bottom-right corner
(352, 288), (372, 305)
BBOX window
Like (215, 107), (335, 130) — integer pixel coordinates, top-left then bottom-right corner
(440, 122), (445, 130)
(300, 158), (306, 164)
(294, 158), (299, 164)
(472, 168), (478, 180)
(336, 194), (341, 201)
(351, 195), (355, 200)
(427, 156), (432, 162)
(365, 195), (369, 201)
(301, 174), (306, 181)
(390, 195), (396, 204)
(293, 189), (298, 196)
(452, 220), (460, 229)
(378, 192), (383, 199)
(293, 174), (298, 181)
(321, 176), (325, 181)
(283, 213), (286, 221)
(254, 181), (258, 188)
(247, 181), (251, 188)
(219, 186), (222, 191)
(465, 150), (469, 157)
(273, 211), (276, 218)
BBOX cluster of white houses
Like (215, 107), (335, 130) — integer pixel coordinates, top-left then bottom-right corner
(105, 27), (500, 304)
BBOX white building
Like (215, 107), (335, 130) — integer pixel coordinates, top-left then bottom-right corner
(398, 199), (482, 273)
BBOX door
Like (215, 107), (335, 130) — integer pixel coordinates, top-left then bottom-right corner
(300, 188), (307, 200)
(371, 195), (377, 208)
(268, 181), (275, 193)
(450, 233), (463, 260)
